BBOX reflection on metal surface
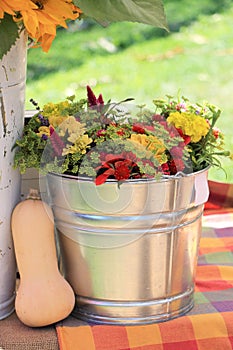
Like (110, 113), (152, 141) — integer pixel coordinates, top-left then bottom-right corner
(47, 168), (209, 324)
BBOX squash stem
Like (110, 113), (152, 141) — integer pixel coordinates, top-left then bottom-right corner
(27, 188), (41, 200)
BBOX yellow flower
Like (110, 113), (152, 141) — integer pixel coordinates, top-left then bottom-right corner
(167, 111), (210, 143)
(62, 134), (92, 156)
(49, 115), (69, 128)
(37, 125), (50, 137)
(129, 134), (167, 164)
(58, 116), (87, 142)
(13, 0), (82, 52)
(42, 101), (70, 128)
(45, 101), (70, 112)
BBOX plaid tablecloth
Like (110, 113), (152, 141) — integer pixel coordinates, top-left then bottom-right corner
(56, 181), (233, 350)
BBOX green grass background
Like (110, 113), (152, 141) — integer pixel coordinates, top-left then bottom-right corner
(26, 0), (233, 182)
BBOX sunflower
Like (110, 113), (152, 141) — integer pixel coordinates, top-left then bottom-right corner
(0, 0), (37, 19)
(0, 1), (14, 18)
(22, 0), (81, 51)
(1, 0), (82, 52)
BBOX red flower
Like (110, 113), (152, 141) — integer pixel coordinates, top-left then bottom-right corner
(95, 157), (138, 185)
(160, 162), (170, 175)
(49, 126), (65, 156)
(132, 124), (145, 134)
(96, 129), (106, 137)
(168, 159), (185, 174)
(87, 85), (104, 107)
(176, 128), (191, 145)
(114, 160), (131, 181)
(160, 158), (185, 176)
(133, 123), (155, 133)
(212, 127), (220, 139)
(95, 168), (115, 185)
(117, 129), (125, 136)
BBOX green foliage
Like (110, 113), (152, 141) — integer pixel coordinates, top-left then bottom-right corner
(75, 0), (168, 29)
(164, 0), (231, 30)
(13, 116), (47, 173)
(26, 0), (232, 83)
(0, 15), (19, 59)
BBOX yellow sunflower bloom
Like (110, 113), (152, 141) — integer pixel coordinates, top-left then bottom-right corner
(0, 0), (37, 19)
(0, 1), (15, 18)
(15, 0), (82, 52)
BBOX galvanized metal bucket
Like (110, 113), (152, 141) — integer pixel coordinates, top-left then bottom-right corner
(46, 167), (209, 325)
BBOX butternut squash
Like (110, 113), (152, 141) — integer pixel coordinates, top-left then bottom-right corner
(11, 189), (75, 327)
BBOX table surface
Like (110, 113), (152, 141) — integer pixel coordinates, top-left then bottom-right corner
(0, 312), (59, 350)
(1, 206), (233, 350)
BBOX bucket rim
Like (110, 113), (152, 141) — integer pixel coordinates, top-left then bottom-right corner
(46, 166), (210, 184)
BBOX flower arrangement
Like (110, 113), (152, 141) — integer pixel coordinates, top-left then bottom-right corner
(14, 86), (231, 185)
(0, 0), (167, 59)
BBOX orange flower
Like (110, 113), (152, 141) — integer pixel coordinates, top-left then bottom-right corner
(0, 1), (14, 18)
(0, 0), (37, 19)
(19, 0), (82, 51)
(1, 0), (82, 52)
